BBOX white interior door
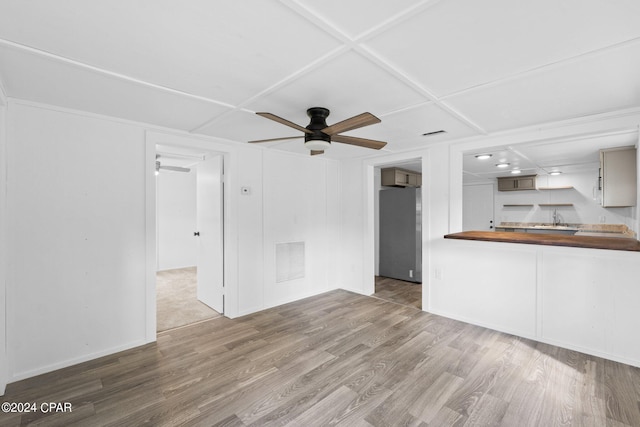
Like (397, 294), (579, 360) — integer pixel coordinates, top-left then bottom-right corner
(463, 183), (495, 231)
(196, 155), (224, 313)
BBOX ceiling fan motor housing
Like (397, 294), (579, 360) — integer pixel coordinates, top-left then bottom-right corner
(304, 107), (331, 148)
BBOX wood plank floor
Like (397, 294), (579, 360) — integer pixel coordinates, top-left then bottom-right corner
(1, 289), (639, 426)
(374, 276), (422, 309)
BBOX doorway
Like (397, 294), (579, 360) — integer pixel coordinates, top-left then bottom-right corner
(463, 183), (495, 231)
(374, 160), (423, 310)
(155, 144), (224, 332)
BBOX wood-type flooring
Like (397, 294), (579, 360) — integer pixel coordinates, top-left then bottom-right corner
(374, 276), (422, 309)
(1, 289), (639, 426)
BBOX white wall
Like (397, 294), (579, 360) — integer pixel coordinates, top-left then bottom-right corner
(261, 150), (340, 309)
(0, 100), (8, 394)
(157, 168), (197, 270)
(2, 101), (343, 385)
(235, 146), (264, 315)
(6, 102), (148, 381)
(338, 158), (367, 294)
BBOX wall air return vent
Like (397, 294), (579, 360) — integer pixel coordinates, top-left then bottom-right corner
(276, 242), (305, 283)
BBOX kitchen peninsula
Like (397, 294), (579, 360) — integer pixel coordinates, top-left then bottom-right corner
(432, 226), (640, 369)
(445, 230), (640, 251)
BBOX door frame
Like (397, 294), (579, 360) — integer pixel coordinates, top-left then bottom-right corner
(144, 131), (238, 342)
(462, 182), (495, 231)
(364, 153), (427, 302)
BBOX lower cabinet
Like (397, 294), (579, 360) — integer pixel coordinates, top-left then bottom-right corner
(432, 239), (640, 367)
(540, 250), (640, 364)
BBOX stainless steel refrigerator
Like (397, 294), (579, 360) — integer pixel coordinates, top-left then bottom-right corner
(379, 187), (422, 283)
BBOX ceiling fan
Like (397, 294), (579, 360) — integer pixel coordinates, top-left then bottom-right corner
(249, 107), (387, 155)
(155, 154), (191, 174)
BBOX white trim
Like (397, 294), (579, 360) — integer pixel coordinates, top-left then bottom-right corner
(10, 339), (147, 382)
(441, 36), (640, 101)
(0, 39), (236, 110)
(6, 97), (242, 145)
(145, 131), (240, 321)
(0, 78), (7, 106)
(363, 151), (427, 297)
(144, 138), (157, 342)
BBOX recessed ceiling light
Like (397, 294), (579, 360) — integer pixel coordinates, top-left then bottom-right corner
(511, 169), (522, 174)
(496, 163), (510, 168)
(475, 154), (492, 160)
(549, 171), (562, 175)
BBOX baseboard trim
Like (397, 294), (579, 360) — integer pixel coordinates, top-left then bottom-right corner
(9, 339), (148, 384)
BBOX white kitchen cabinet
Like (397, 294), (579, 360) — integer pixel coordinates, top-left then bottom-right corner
(599, 146), (637, 207)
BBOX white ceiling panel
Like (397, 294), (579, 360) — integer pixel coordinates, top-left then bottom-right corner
(197, 109), (302, 143)
(347, 103), (480, 152)
(295, 0), (425, 39)
(246, 51), (425, 120)
(0, 45), (231, 129)
(462, 130), (639, 182)
(445, 42), (640, 132)
(365, 0), (640, 96)
(1, 2), (640, 161)
(0, 0), (341, 105)
(263, 137), (390, 160)
(515, 131), (638, 169)
(463, 147), (538, 176)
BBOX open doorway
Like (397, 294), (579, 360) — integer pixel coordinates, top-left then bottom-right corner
(155, 144), (224, 332)
(374, 160), (422, 309)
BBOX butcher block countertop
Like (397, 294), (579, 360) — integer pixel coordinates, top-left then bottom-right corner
(444, 231), (640, 252)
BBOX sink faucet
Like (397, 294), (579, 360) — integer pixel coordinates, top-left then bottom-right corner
(553, 209), (560, 226)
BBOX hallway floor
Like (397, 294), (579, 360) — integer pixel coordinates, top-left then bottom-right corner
(374, 276), (422, 309)
(156, 266), (221, 332)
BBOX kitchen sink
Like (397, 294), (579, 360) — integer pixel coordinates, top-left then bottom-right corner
(532, 224), (579, 230)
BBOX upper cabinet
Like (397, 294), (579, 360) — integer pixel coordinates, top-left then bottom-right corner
(600, 146), (637, 207)
(381, 167), (422, 188)
(497, 175), (537, 191)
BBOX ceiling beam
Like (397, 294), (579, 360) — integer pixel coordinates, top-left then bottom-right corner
(0, 38), (237, 111)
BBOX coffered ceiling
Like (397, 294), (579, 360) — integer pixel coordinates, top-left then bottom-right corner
(1, 1), (639, 160)
(463, 129), (638, 183)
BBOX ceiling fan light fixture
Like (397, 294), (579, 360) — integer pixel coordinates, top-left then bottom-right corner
(304, 139), (331, 151)
(475, 153), (492, 160)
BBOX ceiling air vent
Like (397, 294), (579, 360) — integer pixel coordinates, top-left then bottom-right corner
(422, 130), (447, 136)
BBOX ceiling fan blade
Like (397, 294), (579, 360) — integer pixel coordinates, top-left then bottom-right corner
(310, 150), (324, 156)
(322, 112), (381, 135)
(248, 136), (303, 143)
(160, 165), (191, 173)
(256, 112), (312, 134)
(332, 134), (387, 150)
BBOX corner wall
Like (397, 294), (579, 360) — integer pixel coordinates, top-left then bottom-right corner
(3, 101), (343, 385)
(0, 99), (7, 394)
(6, 102), (149, 381)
